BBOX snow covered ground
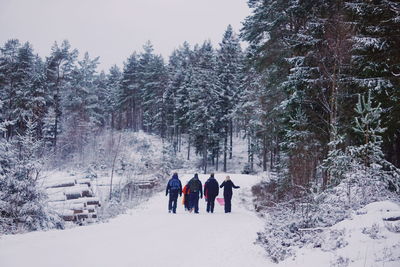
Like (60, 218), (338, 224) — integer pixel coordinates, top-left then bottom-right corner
(0, 173), (269, 267)
(1, 172), (399, 267)
(281, 201), (400, 267)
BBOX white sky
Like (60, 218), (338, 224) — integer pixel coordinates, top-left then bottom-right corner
(0, 0), (250, 71)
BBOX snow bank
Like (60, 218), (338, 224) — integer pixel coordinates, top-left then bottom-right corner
(281, 201), (400, 267)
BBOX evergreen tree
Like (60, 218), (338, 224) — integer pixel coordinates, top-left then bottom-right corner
(0, 39), (21, 140)
(45, 40), (78, 150)
(236, 65), (264, 173)
(61, 52), (100, 156)
(119, 53), (140, 130)
(346, 0), (400, 167)
(349, 90), (400, 192)
(105, 65), (122, 129)
(137, 41), (168, 135)
(188, 41), (221, 173)
(217, 25), (243, 168)
(171, 42), (193, 155)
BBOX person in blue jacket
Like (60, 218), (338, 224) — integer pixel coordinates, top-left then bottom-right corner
(166, 172), (182, 213)
(204, 173), (219, 213)
(219, 176), (240, 213)
(187, 173), (202, 213)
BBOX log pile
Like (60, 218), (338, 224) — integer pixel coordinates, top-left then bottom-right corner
(121, 178), (159, 200)
(46, 178), (100, 223)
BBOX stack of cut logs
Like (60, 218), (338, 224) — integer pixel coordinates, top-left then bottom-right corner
(46, 178), (100, 223)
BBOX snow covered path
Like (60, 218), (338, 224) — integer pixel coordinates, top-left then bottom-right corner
(0, 173), (270, 267)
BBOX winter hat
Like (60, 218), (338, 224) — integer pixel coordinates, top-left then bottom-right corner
(172, 172), (178, 179)
(194, 173), (199, 179)
(210, 173), (215, 178)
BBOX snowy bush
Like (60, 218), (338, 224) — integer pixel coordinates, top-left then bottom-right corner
(330, 256), (349, 267)
(256, 224), (297, 263)
(362, 223), (385, 239)
(320, 229), (348, 251)
(375, 243), (400, 263)
(0, 121), (64, 234)
(253, 168), (399, 262)
(385, 221), (400, 234)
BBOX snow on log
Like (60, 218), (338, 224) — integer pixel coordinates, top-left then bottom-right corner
(383, 216), (400, 221)
(45, 178), (76, 189)
(65, 184), (90, 195)
(47, 191), (66, 202)
(62, 215), (75, 221)
(45, 177), (100, 224)
(83, 197), (100, 206)
(76, 179), (91, 187)
(48, 201), (86, 210)
(66, 192), (82, 200)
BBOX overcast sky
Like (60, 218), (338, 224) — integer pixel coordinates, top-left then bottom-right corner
(0, 0), (250, 71)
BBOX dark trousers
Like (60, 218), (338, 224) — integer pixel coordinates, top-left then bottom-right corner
(224, 193), (232, 213)
(189, 192), (200, 213)
(184, 194), (190, 210)
(207, 195), (217, 213)
(168, 192), (179, 213)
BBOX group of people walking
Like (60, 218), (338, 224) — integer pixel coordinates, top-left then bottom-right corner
(165, 172), (240, 214)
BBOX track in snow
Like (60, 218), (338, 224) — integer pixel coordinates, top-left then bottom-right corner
(0, 173), (270, 267)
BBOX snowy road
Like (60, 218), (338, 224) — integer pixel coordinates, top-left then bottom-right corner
(0, 174), (270, 267)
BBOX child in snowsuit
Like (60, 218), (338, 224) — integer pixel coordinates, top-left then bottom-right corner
(204, 173), (219, 213)
(219, 176), (240, 213)
(187, 173), (202, 213)
(166, 173), (182, 213)
(182, 182), (190, 211)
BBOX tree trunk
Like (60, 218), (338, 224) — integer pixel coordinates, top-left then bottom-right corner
(263, 134), (267, 172)
(216, 148), (219, 171)
(53, 116), (58, 152)
(223, 129), (228, 172)
(111, 112), (115, 129)
(110, 134), (122, 200)
(249, 137), (254, 173)
(187, 135), (190, 160)
(395, 134), (400, 167)
(247, 135), (251, 163)
(178, 131), (181, 152)
(270, 150), (274, 171)
(229, 120), (233, 159)
(203, 146), (207, 174)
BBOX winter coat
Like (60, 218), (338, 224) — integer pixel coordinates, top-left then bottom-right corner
(182, 184), (190, 205)
(219, 180), (240, 196)
(204, 177), (219, 198)
(166, 174), (182, 196)
(182, 184), (190, 195)
(188, 176), (203, 198)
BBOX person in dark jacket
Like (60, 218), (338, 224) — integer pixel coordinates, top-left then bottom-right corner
(187, 173), (202, 213)
(204, 173), (219, 213)
(219, 176), (240, 213)
(166, 172), (182, 213)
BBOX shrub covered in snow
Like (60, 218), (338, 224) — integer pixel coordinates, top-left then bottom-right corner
(0, 121), (63, 234)
(254, 170), (399, 262)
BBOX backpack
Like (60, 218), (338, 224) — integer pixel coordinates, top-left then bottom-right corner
(169, 179), (180, 190)
(189, 179), (201, 192)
